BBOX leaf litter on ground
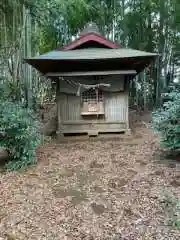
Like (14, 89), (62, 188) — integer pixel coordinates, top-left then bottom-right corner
(0, 126), (180, 239)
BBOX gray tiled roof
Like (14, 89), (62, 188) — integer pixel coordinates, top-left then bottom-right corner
(27, 48), (157, 61)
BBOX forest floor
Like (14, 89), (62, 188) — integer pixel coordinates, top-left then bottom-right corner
(0, 124), (180, 239)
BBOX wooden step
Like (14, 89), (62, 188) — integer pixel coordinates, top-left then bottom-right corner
(88, 131), (98, 137)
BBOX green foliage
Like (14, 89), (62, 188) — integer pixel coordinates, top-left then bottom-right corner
(0, 100), (41, 171)
(153, 84), (180, 150)
(0, 79), (24, 102)
(161, 193), (180, 230)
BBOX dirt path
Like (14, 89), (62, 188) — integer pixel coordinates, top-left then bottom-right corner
(0, 127), (180, 239)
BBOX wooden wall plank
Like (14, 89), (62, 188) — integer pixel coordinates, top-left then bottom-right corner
(60, 92), (128, 123)
(104, 92), (127, 122)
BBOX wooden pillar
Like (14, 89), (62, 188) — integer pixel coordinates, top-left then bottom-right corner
(126, 93), (131, 135)
(56, 78), (64, 141)
(125, 76), (131, 135)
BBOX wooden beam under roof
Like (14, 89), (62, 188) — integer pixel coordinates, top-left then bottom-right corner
(45, 70), (137, 77)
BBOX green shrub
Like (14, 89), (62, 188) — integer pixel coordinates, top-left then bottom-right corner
(161, 193), (180, 230)
(0, 101), (41, 171)
(153, 86), (180, 151)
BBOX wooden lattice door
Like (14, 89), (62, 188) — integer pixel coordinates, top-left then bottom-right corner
(81, 88), (105, 115)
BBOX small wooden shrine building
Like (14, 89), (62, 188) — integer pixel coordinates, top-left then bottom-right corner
(25, 23), (157, 138)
